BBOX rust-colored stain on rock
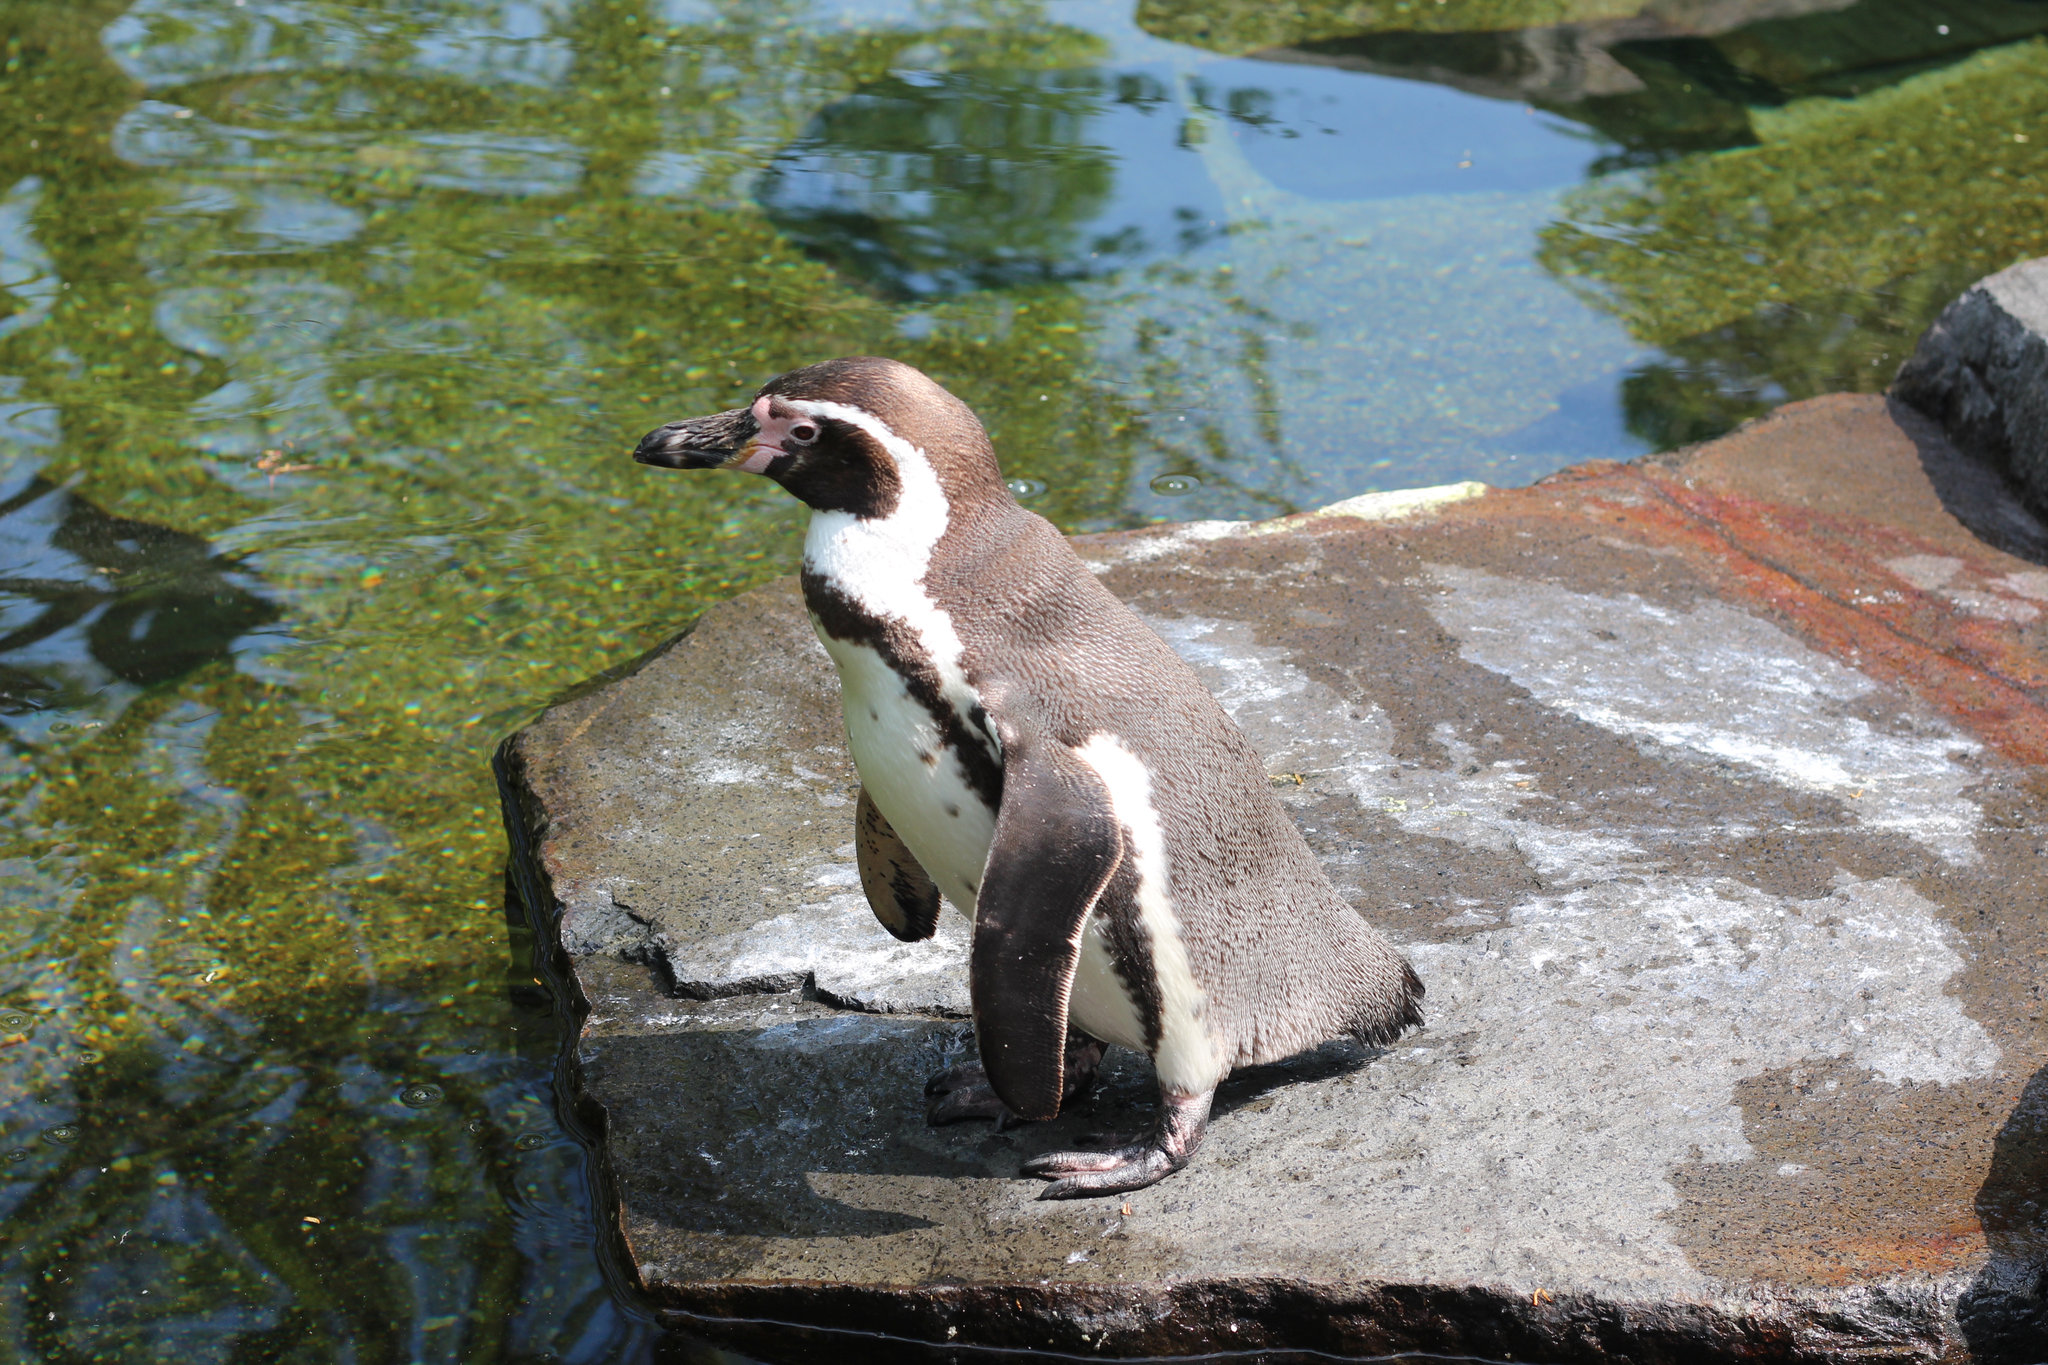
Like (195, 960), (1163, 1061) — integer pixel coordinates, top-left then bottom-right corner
(1417, 398), (2048, 766)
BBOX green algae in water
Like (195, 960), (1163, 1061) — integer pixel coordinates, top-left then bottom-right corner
(1, 0), (2046, 1359)
(1547, 37), (2048, 343)
(1542, 35), (2048, 441)
(1135, 0), (1652, 54)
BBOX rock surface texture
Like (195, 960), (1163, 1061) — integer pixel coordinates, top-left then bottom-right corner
(499, 393), (2048, 1364)
(1896, 256), (2048, 525)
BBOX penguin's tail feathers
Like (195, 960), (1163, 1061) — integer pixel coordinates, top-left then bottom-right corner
(1349, 958), (1425, 1048)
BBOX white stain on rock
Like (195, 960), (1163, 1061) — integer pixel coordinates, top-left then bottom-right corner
(1093, 519), (1250, 570)
(1167, 871), (1998, 1298)
(1886, 553), (2044, 624)
(1148, 614), (1652, 884)
(1887, 553), (1968, 592)
(661, 866), (970, 1017)
(687, 758), (769, 786)
(1997, 569), (2048, 602)
(1138, 606), (1996, 1294)
(1424, 565), (1982, 862)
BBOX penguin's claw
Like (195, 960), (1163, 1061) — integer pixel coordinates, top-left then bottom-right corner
(925, 1034), (1106, 1129)
(1027, 1144), (1178, 1199)
(924, 1064), (985, 1098)
(1023, 1087), (1213, 1200)
(924, 1062), (1025, 1127)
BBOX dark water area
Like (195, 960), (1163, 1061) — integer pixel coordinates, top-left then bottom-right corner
(0, 0), (2043, 1359)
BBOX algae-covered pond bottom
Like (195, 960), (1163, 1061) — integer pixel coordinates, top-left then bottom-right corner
(0, 0), (2044, 1359)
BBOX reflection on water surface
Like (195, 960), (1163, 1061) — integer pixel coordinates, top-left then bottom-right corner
(0, 472), (277, 727)
(0, 0), (2043, 1358)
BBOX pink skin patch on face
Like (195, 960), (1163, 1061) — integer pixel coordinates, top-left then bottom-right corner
(731, 394), (802, 475)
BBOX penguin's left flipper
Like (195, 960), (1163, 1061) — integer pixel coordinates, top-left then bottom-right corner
(1024, 1089), (1214, 1200)
(969, 714), (1125, 1124)
(854, 785), (941, 942)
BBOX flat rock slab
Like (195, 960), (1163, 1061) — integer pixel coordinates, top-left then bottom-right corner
(499, 393), (2048, 1364)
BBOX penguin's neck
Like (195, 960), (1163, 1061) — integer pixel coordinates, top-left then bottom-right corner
(799, 416), (1001, 779)
(801, 411), (960, 666)
(798, 423), (1005, 900)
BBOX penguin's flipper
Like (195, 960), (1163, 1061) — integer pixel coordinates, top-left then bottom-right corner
(855, 785), (942, 942)
(970, 720), (1125, 1123)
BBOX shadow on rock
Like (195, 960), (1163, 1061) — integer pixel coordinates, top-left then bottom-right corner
(1889, 397), (2048, 568)
(1212, 1035), (1381, 1119)
(592, 1004), (1404, 1253)
(1959, 1062), (2048, 1362)
(590, 1015), (985, 1246)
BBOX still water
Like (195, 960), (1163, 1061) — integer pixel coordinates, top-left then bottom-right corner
(0, 0), (2043, 1358)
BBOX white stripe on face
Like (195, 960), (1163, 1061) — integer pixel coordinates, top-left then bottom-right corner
(1075, 732), (1225, 1096)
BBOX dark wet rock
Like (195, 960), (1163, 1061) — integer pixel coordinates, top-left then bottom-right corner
(1896, 256), (2048, 524)
(501, 394), (2048, 1362)
(1958, 1062), (2048, 1363)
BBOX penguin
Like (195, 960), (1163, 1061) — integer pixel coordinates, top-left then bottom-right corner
(635, 357), (1422, 1198)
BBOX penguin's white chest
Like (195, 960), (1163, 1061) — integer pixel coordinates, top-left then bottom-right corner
(820, 633), (996, 912)
(817, 624), (1218, 1091)
(804, 478), (999, 912)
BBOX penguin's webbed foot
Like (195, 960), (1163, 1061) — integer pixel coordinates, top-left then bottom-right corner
(1023, 1088), (1212, 1200)
(924, 1063), (1019, 1128)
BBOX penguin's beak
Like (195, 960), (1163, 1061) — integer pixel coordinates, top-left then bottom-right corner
(633, 406), (760, 470)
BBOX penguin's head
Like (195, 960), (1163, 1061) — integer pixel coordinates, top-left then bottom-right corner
(634, 356), (1008, 517)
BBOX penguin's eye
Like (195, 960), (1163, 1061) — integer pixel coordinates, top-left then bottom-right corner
(788, 421), (820, 446)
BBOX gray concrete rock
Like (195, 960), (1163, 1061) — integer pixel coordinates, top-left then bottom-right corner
(496, 586), (969, 1018)
(501, 394), (2048, 1363)
(1896, 256), (2048, 516)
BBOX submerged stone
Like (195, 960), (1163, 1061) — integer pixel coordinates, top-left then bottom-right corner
(500, 392), (2048, 1362)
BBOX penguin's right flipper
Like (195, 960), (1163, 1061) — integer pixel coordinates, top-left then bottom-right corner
(970, 718), (1125, 1123)
(855, 785), (942, 942)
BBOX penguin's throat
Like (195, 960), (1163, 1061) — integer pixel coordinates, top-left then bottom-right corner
(800, 441), (997, 784)
(803, 567), (1003, 807)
